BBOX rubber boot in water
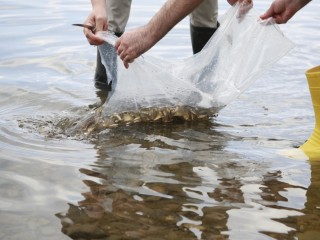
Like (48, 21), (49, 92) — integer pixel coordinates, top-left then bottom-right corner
(94, 32), (122, 91)
(190, 23), (219, 54)
(300, 66), (320, 160)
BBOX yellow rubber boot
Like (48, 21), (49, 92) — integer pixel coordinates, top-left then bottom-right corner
(300, 66), (320, 160)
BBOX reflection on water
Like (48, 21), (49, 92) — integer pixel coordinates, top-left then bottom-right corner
(59, 122), (312, 239)
(54, 123), (320, 239)
(1, 0), (320, 239)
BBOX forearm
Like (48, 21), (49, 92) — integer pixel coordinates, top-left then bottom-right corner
(91, 0), (105, 6)
(145, 0), (203, 46)
(115, 0), (204, 68)
(84, 0), (107, 45)
(299, 0), (312, 9)
(89, 0), (107, 19)
(91, 0), (106, 10)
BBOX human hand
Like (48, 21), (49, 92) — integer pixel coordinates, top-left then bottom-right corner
(260, 0), (310, 24)
(227, 0), (253, 18)
(83, 2), (108, 45)
(237, 0), (253, 18)
(115, 27), (154, 69)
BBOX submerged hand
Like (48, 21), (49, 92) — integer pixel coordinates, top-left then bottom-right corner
(115, 27), (154, 69)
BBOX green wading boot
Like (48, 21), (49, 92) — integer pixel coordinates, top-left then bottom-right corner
(190, 23), (219, 54)
(94, 32), (122, 91)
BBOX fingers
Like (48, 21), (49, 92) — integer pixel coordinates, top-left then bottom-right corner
(115, 28), (149, 69)
(94, 16), (108, 33)
(116, 40), (126, 60)
(123, 56), (134, 69)
(84, 28), (105, 45)
(260, 6), (274, 20)
(118, 48), (135, 69)
(115, 39), (135, 69)
(83, 12), (108, 46)
(274, 14), (289, 24)
(260, 0), (296, 24)
(238, 3), (253, 17)
(259, 3), (290, 24)
(235, 0), (253, 19)
(237, 0), (252, 4)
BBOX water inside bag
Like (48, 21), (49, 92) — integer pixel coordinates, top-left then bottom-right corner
(70, 4), (294, 134)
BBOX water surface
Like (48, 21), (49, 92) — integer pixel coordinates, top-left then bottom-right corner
(1, 0), (320, 239)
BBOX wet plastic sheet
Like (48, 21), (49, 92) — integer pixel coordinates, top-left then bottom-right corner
(98, 4), (294, 123)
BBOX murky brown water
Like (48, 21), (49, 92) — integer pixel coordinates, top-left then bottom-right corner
(1, 0), (320, 239)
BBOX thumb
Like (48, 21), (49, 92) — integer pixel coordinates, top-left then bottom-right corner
(260, 7), (274, 20)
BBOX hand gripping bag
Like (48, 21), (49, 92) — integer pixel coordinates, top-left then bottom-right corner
(71, 4), (294, 133)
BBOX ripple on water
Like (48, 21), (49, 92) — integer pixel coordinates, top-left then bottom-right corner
(1, 0), (320, 239)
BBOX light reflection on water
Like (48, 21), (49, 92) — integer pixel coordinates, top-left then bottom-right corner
(0, 0), (320, 239)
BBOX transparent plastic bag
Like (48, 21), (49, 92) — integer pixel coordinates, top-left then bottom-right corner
(86, 4), (294, 130)
(97, 4), (294, 125)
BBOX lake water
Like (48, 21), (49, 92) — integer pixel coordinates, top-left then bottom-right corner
(0, 0), (320, 239)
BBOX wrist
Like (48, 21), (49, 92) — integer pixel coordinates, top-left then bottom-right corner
(143, 24), (156, 43)
(302, 0), (312, 7)
(295, 0), (311, 9)
(91, 0), (106, 9)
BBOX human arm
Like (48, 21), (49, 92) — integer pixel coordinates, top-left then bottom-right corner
(260, 0), (312, 24)
(83, 0), (108, 45)
(115, 0), (204, 69)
